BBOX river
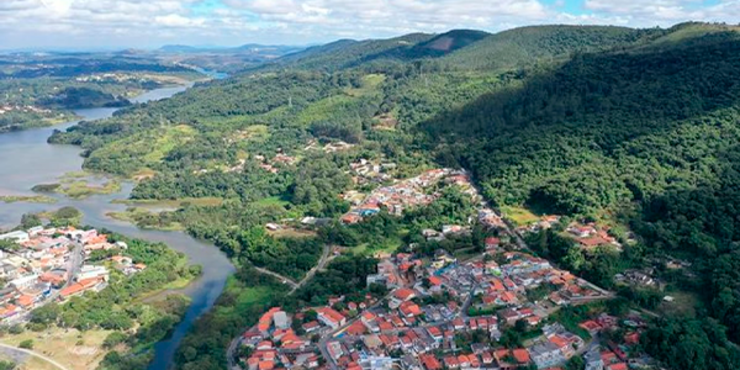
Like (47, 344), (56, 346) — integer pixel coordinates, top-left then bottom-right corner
(0, 84), (236, 369)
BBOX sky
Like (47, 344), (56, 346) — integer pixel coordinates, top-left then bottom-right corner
(0, 0), (738, 50)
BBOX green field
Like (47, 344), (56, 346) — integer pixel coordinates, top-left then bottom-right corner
(501, 206), (540, 226)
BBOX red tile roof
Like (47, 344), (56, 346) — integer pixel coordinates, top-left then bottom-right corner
(393, 288), (415, 301)
(513, 348), (530, 363)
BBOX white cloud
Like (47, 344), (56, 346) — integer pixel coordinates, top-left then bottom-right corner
(0, 0), (738, 49)
(155, 13), (206, 27)
(583, 0), (740, 26)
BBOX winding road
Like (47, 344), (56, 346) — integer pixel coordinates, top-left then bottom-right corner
(226, 243), (332, 369)
(0, 343), (71, 370)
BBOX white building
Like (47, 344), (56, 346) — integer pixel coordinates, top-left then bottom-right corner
(77, 265), (109, 281)
(10, 274), (39, 289)
(0, 231), (29, 243)
(273, 311), (289, 329)
(27, 226), (44, 236)
(529, 341), (566, 369)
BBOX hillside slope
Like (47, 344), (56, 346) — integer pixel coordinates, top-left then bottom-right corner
(442, 24), (661, 70)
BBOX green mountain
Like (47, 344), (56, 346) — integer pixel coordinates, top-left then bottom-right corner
(407, 29), (490, 56)
(261, 30), (489, 72)
(48, 22), (740, 370)
(260, 33), (435, 71)
(442, 24), (662, 70)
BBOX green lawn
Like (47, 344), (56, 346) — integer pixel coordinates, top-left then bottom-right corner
(501, 205), (540, 226)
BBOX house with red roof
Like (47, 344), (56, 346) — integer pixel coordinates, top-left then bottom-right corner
(441, 356), (458, 368)
(427, 326), (443, 342)
(390, 287), (416, 308)
(606, 363), (628, 370)
(420, 353), (442, 370)
(316, 307), (346, 329)
(579, 320), (603, 335)
(399, 300), (422, 318)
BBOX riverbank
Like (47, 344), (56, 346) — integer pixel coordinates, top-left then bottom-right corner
(0, 79), (235, 370)
(0, 195), (57, 204)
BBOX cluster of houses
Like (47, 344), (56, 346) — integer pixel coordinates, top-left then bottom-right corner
(240, 307), (318, 370)
(73, 72), (152, 83)
(0, 226), (145, 324)
(255, 151), (299, 174)
(347, 158), (395, 186)
(512, 217), (624, 251)
(513, 215), (562, 235)
(340, 169), (464, 224)
(250, 246), (608, 370)
(234, 231), (658, 370)
(578, 312), (652, 370)
(0, 104), (51, 115)
(238, 294), (381, 370)
(564, 223), (621, 250)
(234, 161), (658, 370)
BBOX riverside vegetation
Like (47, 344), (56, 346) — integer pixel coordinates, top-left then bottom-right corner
(45, 22), (740, 370)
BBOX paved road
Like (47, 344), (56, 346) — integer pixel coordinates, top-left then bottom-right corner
(291, 244), (331, 294)
(55, 242), (84, 295)
(0, 342), (71, 370)
(251, 266), (299, 288)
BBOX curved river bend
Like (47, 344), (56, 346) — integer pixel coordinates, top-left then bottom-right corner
(0, 85), (235, 370)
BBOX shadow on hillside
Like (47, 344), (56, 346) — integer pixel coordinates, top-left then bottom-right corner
(414, 32), (740, 214)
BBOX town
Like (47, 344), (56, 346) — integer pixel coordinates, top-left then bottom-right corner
(230, 168), (658, 370)
(0, 226), (146, 324)
(233, 240), (654, 370)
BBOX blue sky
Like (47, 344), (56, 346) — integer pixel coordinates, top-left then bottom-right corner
(0, 0), (738, 49)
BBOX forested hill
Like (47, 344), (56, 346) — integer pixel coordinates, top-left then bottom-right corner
(423, 26), (740, 216)
(440, 24), (662, 70)
(259, 33), (435, 71)
(255, 29), (489, 72)
(47, 22), (740, 370)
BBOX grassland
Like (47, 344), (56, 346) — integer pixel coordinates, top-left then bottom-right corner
(87, 125), (197, 176)
(267, 228), (317, 239)
(0, 353), (59, 370)
(500, 205), (540, 226)
(0, 328), (115, 370)
(657, 290), (699, 318)
(56, 180), (121, 199)
(350, 237), (404, 257)
(0, 195), (57, 204)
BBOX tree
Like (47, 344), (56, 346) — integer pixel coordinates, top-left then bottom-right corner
(20, 213), (42, 229)
(566, 354), (585, 370)
(30, 303), (60, 325)
(18, 340), (33, 349)
(103, 332), (128, 349)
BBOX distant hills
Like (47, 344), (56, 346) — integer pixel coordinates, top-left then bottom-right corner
(157, 43), (305, 55)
